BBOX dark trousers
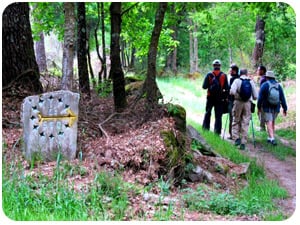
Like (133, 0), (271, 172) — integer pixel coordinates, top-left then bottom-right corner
(202, 96), (223, 135)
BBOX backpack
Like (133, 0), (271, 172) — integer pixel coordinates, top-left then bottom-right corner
(239, 78), (252, 101)
(267, 81), (280, 106)
(209, 72), (222, 96)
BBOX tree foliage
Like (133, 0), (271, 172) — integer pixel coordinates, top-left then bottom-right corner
(29, 2), (295, 86)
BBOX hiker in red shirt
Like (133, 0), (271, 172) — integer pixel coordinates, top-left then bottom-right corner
(202, 59), (229, 135)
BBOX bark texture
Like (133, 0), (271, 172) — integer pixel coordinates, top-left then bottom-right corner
(252, 17), (265, 68)
(109, 2), (127, 112)
(35, 32), (47, 73)
(2, 2), (43, 93)
(61, 2), (75, 91)
(143, 2), (168, 107)
(77, 2), (90, 96)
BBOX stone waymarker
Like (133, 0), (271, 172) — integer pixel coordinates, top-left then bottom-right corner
(21, 90), (80, 161)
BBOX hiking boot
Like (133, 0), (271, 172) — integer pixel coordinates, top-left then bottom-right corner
(240, 144), (245, 150)
(271, 140), (277, 146)
(234, 138), (241, 146)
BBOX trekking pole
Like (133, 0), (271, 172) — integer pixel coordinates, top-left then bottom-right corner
(250, 115), (256, 148)
(223, 113), (229, 140)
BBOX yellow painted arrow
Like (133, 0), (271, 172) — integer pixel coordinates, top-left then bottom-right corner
(38, 108), (77, 127)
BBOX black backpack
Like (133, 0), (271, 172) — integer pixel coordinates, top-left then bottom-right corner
(209, 72), (222, 96)
(239, 78), (252, 101)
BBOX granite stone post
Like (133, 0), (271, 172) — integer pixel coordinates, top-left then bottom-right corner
(21, 90), (80, 161)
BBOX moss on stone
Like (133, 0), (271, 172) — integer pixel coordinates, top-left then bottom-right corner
(166, 103), (186, 132)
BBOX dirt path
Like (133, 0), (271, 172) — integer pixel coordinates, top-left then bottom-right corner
(244, 140), (296, 218)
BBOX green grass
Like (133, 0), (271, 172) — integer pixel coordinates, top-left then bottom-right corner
(158, 76), (292, 219)
(254, 130), (296, 160)
(184, 122), (289, 219)
(2, 156), (130, 221)
(157, 77), (205, 121)
(183, 180), (287, 217)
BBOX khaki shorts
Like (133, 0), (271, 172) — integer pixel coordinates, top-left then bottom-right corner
(263, 111), (278, 122)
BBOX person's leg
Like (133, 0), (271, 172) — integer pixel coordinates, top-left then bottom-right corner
(202, 97), (213, 130)
(264, 112), (277, 145)
(240, 102), (251, 149)
(232, 101), (242, 144)
(228, 100), (233, 139)
(259, 112), (266, 131)
(266, 121), (275, 140)
(214, 101), (223, 135)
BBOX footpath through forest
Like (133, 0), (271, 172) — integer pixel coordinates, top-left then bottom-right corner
(223, 131), (296, 218)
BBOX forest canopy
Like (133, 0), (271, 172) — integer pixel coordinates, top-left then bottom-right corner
(28, 2), (295, 80)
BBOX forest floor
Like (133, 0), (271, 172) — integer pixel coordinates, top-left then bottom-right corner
(1, 79), (297, 221)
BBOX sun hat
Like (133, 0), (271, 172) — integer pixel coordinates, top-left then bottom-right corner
(266, 71), (276, 78)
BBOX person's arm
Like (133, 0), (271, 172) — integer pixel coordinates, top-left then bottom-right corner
(202, 73), (210, 89)
(279, 84), (288, 115)
(229, 79), (238, 96)
(251, 80), (258, 101)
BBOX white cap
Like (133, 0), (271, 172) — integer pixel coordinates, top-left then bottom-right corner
(212, 59), (221, 65)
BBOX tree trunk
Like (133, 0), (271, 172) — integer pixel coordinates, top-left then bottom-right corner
(109, 2), (127, 112)
(189, 30), (194, 73)
(252, 16), (265, 68)
(143, 2), (168, 108)
(228, 44), (233, 65)
(61, 2), (75, 91)
(87, 40), (96, 88)
(165, 6), (178, 75)
(101, 2), (107, 80)
(2, 2), (43, 93)
(77, 2), (90, 96)
(35, 32), (47, 73)
(188, 18), (198, 74)
(129, 47), (136, 69)
(192, 25), (198, 73)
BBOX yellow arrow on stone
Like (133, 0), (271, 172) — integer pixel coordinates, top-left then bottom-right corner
(38, 108), (77, 127)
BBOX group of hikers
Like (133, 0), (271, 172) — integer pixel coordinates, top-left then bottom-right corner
(202, 59), (288, 150)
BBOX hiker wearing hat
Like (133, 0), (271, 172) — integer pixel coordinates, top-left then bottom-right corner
(202, 59), (229, 135)
(228, 63), (240, 139)
(257, 71), (287, 146)
(257, 65), (267, 131)
(230, 69), (258, 150)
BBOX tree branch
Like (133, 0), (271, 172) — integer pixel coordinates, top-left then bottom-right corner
(121, 2), (139, 16)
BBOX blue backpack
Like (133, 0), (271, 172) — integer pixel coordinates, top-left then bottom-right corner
(239, 78), (252, 101)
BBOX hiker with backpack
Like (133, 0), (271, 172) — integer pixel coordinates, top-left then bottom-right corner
(257, 71), (287, 146)
(227, 63), (240, 139)
(202, 59), (229, 135)
(257, 65), (267, 131)
(229, 69), (258, 150)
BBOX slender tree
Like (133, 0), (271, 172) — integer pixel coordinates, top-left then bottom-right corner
(252, 16), (265, 68)
(109, 2), (127, 112)
(77, 2), (90, 96)
(35, 32), (47, 73)
(143, 2), (168, 107)
(188, 17), (198, 74)
(61, 2), (75, 90)
(101, 2), (107, 80)
(165, 3), (178, 74)
(2, 3), (43, 93)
